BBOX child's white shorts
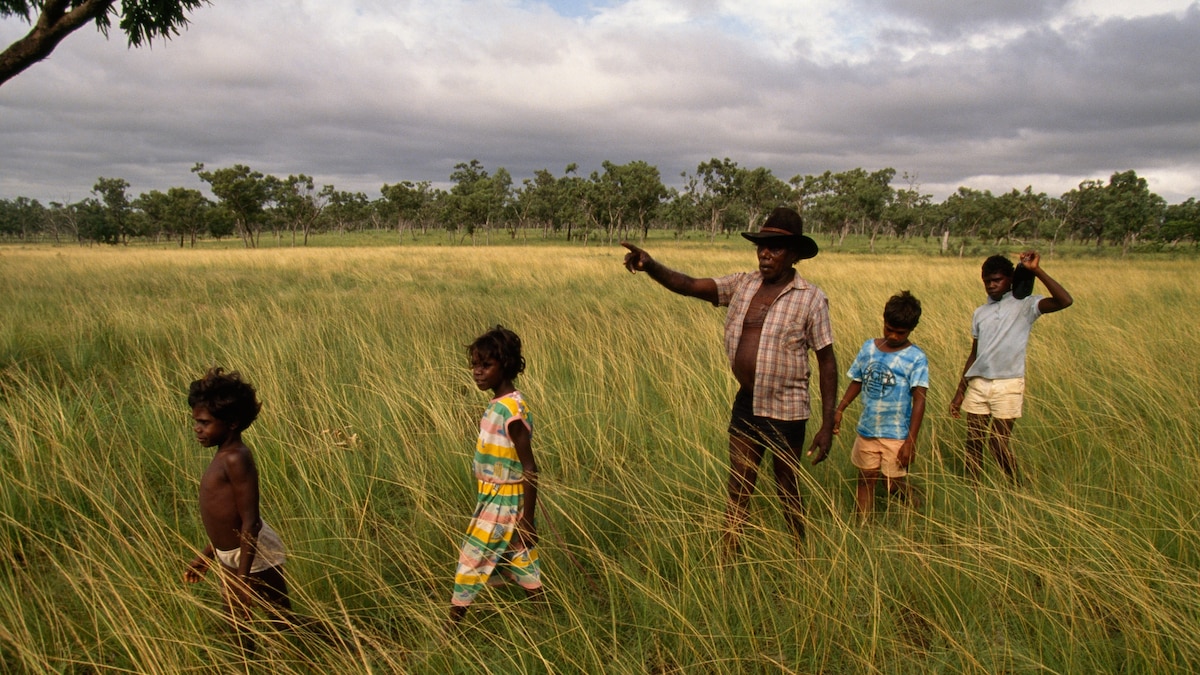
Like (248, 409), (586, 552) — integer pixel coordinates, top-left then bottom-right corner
(961, 377), (1025, 419)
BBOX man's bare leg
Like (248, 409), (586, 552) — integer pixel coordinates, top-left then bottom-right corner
(723, 434), (764, 558)
(772, 444), (808, 542)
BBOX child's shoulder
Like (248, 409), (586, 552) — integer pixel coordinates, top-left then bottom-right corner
(215, 443), (256, 472)
(492, 390), (531, 413)
(898, 342), (929, 365)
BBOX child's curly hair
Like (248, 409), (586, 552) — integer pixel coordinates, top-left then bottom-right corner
(883, 290), (922, 330)
(187, 367), (262, 430)
(468, 325), (526, 381)
(982, 254), (1015, 278)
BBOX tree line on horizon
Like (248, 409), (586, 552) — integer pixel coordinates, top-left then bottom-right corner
(1, 158), (1197, 252)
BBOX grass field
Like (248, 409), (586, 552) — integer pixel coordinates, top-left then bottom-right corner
(1, 242), (1198, 673)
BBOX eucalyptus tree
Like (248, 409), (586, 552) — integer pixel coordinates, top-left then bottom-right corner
(162, 186), (211, 247)
(1059, 179), (1109, 248)
(735, 166), (792, 232)
(793, 169), (895, 246)
(318, 189), (370, 232)
(0, 0), (207, 86)
(192, 163), (271, 248)
(445, 159), (487, 235)
(134, 186), (211, 244)
(940, 187), (998, 241)
(91, 176), (130, 244)
(792, 171), (843, 239)
(271, 173), (326, 246)
(445, 159), (511, 241)
(556, 163), (592, 242)
(693, 157), (741, 241)
(71, 196), (109, 244)
(659, 175), (701, 239)
(1161, 198), (1200, 246)
(514, 169), (559, 236)
(588, 160), (668, 243)
(206, 204), (235, 240)
(1102, 170), (1163, 254)
(380, 181), (436, 235)
(487, 167), (515, 239)
(885, 174), (933, 240)
(0, 196), (47, 239)
(132, 188), (172, 242)
(589, 163), (624, 243)
(839, 167), (895, 250)
(623, 160), (668, 240)
(45, 201), (76, 241)
(992, 187), (1050, 243)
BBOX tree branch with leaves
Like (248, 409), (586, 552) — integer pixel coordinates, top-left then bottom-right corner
(0, 0), (208, 87)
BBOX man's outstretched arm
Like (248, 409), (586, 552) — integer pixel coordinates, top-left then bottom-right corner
(622, 242), (719, 304)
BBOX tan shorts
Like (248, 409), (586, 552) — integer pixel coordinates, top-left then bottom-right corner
(961, 377), (1024, 419)
(851, 435), (908, 478)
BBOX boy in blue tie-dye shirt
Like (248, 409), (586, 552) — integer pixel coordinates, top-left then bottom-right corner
(833, 291), (929, 519)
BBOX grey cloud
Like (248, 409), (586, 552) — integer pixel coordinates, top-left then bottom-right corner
(857, 0), (1074, 37)
(2, 1), (1198, 205)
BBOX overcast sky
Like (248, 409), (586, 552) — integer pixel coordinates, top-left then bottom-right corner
(2, 0), (1199, 205)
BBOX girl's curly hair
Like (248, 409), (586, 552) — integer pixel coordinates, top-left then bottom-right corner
(468, 325), (526, 381)
(187, 367), (262, 430)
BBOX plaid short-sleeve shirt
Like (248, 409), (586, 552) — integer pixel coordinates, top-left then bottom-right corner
(714, 271), (835, 420)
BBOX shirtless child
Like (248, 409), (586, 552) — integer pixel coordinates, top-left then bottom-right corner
(183, 367), (290, 648)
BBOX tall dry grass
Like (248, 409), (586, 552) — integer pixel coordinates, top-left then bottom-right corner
(1, 244), (1198, 673)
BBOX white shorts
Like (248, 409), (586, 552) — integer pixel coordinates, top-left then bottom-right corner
(961, 377), (1024, 419)
(214, 521), (286, 573)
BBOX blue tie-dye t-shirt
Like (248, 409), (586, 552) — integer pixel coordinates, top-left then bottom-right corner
(846, 339), (929, 440)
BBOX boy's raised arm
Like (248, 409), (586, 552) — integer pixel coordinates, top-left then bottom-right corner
(1020, 251), (1073, 314)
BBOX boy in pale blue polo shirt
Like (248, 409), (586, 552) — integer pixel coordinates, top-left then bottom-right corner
(950, 251), (1073, 482)
(834, 291), (928, 518)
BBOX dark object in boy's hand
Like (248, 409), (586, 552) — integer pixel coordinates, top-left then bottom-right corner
(1012, 263), (1034, 299)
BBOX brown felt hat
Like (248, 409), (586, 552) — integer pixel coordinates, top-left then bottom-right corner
(741, 207), (819, 259)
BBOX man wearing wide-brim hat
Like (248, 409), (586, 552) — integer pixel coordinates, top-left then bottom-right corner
(622, 206), (837, 555)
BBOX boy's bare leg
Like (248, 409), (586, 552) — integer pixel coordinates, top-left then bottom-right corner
(888, 476), (921, 509)
(220, 577), (256, 656)
(772, 445), (807, 543)
(856, 470), (879, 519)
(965, 413), (990, 479)
(247, 566), (293, 632)
(723, 434), (764, 558)
(218, 565), (296, 655)
(989, 418), (1018, 482)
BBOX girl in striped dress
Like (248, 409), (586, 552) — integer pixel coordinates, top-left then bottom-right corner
(450, 325), (543, 624)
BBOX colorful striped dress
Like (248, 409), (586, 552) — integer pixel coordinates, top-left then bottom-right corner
(451, 391), (542, 607)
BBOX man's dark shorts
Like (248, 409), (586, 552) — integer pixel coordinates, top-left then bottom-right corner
(728, 388), (807, 451)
